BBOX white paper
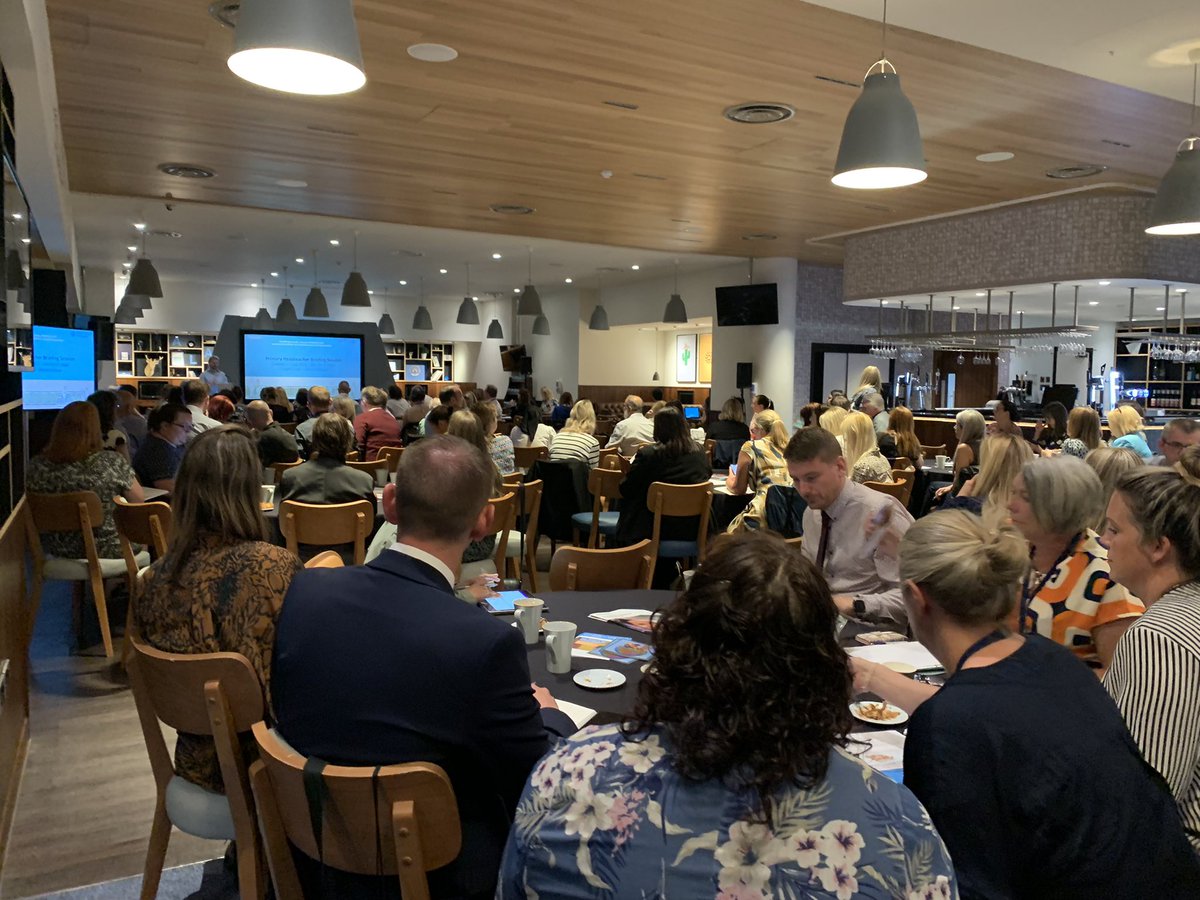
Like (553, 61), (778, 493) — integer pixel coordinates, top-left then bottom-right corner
(588, 608), (653, 623)
(556, 699), (598, 729)
(848, 730), (906, 774)
(846, 641), (941, 670)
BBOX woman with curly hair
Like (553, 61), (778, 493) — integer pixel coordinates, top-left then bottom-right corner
(498, 531), (955, 899)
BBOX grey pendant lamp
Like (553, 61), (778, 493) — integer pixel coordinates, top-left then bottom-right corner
(413, 276), (433, 331)
(486, 318), (504, 340)
(1147, 55), (1200, 236)
(276, 265), (299, 326)
(663, 260), (688, 323)
(253, 277), (273, 329)
(113, 298), (138, 325)
(518, 247), (543, 316)
(341, 232), (371, 307)
(456, 262), (480, 325)
(303, 249), (329, 317)
(532, 313), (550, 335)
(378, 288), (396, 335)
(4, 250), (25, 290)
(832, 0), (927, 190)
(127, 231), (164, 297)
(588, 269), (610, 330)
(227, 0), (366, 96)
(123, 291), (152, 313)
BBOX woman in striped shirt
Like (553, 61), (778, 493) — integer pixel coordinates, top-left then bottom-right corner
(548, 399), (600, 468)
(1102, 454), (1200, 853)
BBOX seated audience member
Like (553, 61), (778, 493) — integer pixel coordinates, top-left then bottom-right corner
(273, 436), (573, 898)
(871, 509), (1200, 899)
(842, 410), (893, 484)
(798, 401), (829, 430)
(385, 383), (408, 420)
(137, 426), (301, 792)
(263, 386), (294, 424)
(539, 386), (555, 417)
(402, 383), (431, 426)
(1008, 456), (1142, 667)
(510, 406), (556, 451)
(751, 393), (773, 415)
(932, 408), (986, 503)
(1060, 405), (1104, 458)
(295, 385), (331, 458)
(462, 390), (480, 410)
(206, 394), (235, 424)
(291, 388), (311, 425)
(1084, 446), (1144, 531)
(133, 403), (192, 492)
(1107, 405), (1152, 458)
(277, 413), (376, 508)
(726, 410), (793, 533)
(787, 426), (913, 625)
(88, 389), (130, 461)
(817, 406), (848, 447)
(1150, 416), (1200, 467)
(483, 384), (504, 422)
(1033, 400), (1068, 452)
(829, 394), (851, 410)
(498, 531), (955, 899)
(547, 399), (599, 468)
(608, 394), (655, 456)
(183, 379), (221, 435)
(449, 410), (504, 567)
(114, 385), (148, 456)
(886, 405), (923, 466)
(473, 401), (515, 475)
(705, 396), (752, 442)
(424, 403), (453, 437)
(336, 379), (361, 414)
(332, 396), (357, 424)
(354, 385), (404, 461)
(988, 396), (1024, 439)
(28, 401), (144, 558)
(858, 390), (890, 437)
(646, 399), (666, 418)
(550, 391), (573, 429)
(422, 387), (460, 436)
(1103, 457), (1200, 851)
(941, 432), (1031, 521)
(245, 400), (300, 468)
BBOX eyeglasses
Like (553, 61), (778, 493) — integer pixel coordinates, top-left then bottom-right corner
(171, 420), (194, 432)
(1161, 439), (1190, 451)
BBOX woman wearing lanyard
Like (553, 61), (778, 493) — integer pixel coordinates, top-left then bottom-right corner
(855, 509), (1200, 900)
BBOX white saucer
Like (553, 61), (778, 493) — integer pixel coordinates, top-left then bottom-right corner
(849, 701), (909, 726)
(573, 669), (627, 690)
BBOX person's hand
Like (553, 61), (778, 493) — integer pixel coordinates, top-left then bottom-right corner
(832, 594), (856, 617)
(461, 575), (499, 601)
(1040, 447), (1061, 458)
(531, 682), (558, 710)
(933, 484), (952, 499)
(849, 657), (878, 694)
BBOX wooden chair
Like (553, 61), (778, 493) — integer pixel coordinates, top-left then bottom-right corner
(272, 459), (303, 484)
(920, 444), (946, 458)
(598, 447), (622, 470)
(893, 456), (914, 470)
(249, 722), (461, 900)
(379, 445), (405, 474)
(703, 438), (715, 468)
(489, 491), (517, 574)
(112, 496), (173, 655)
(26, 491), (148, 659)
(126, 639), (266, 900)
(864, 479), (907, 501)
(502, 479), (543, 591)
(501, 471), (524, 489)
(304, 550), (345, 568)
(784, 536), (803, 549)
(514, 444), (548, 471)
(570, 466), (623, 548)
(889, 470), (914, 506)
(279, 422), (298, 435)
(346, 449), (359, 461)
(345, 457), (390, 486)
(549, 539), (654, 591)
(646, 481), (713, 586)
(279, 500), (374, 565)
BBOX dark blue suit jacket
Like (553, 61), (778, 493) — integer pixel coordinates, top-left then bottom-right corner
(272, 549), (574, 897)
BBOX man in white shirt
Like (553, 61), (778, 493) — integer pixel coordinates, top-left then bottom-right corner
(607, 395), (655, 456)
(786, 425), (913, 626)
(182, 379), (222, 436)
(199, 355), (229, 391)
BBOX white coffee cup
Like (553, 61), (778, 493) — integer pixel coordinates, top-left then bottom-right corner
(513, 598), (544, 645)
(261, 485), (275, 505)
(544, 621), (577, 674)
(936, 455), (950, 467)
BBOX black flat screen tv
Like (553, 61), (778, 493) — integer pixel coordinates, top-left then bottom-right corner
(715, 283), (778, 326)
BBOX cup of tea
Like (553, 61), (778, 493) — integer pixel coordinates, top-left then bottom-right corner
(935, 455), (950, 467)
(513, 598), (544, 645)
(544, 621), (577, 674)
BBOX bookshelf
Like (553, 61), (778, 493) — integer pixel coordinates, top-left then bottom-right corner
(4, 327), (31, 370)
(1114, 321), (1200, 413)
(382, 340), (455, 383)
(115, 329), (218, 380)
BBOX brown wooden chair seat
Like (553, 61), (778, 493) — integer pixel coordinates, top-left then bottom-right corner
(549, 539), (654, 591)
(379, 446), (405, 474)
(279, 499), (374, 565)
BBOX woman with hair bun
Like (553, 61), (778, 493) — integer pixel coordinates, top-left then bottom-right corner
(725, 409), (794, 533)
(499, 530), (955, 899)
(854, 509), (1200, 899)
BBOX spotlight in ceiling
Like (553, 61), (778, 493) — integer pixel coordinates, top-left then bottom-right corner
(407, 43), (458, 62)
(975, 151), (1015, 163)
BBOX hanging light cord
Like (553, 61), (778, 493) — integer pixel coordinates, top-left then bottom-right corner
(880, 0), (888, 61)
(1192, 61), (1198, 133)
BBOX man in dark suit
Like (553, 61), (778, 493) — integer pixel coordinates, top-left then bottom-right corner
(245, 399), (299, 467)
(272, 435), (573, 899)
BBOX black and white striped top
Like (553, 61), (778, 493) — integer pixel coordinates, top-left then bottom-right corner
(1105, 580), (1200, 852)
(548, 430), (599, 468)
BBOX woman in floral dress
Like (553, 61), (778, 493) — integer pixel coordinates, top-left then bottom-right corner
(498, 530), (956, 899)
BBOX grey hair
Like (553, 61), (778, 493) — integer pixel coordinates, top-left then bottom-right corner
(1112, 454), (1200, 579)
(1020, 456), (1105, 535)
(861, 391), (885, 411)
(955, 408), (986, 444)
(1165, 417), (1200, 438)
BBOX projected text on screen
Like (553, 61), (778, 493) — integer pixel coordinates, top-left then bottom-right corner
(22, 326), (96, 411)
(242, 332), (363, 399)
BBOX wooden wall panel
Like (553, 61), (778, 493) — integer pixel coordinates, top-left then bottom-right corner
(0, 497), (30, 872)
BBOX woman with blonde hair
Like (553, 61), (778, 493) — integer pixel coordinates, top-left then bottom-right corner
(549, 399), (600, 468)
(332, 396), (356, 423)
(942, 433), (1032, 523)
(726, 409), (794, 533)
(851, 364), (882, 407)
(886, 405), (923, 467)
(817, 406), (849, 445)
(1060, 406), (1104, 458)
(472, 400), (515, 475)
(705, 397), (751, 442)
(842, 410), (893, 484)
(1084, 446), (1143, 531)
(1108, 406), (1152, 458)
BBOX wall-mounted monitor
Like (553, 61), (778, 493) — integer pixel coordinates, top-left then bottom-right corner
(715, 283), (779, 326)
(405, 362), (429, 381)
(241, 331), (363, 399)
(22, 324), (96, 410)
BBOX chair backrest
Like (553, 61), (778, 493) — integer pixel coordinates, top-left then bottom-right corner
(893, 456), (914, 470)
(516, 479), (543, 543)
(548, 539), (654, 591)
(346, 450), (359, 461)
(584, 466), (625, 548)
(304, 550), (345, 569)
(26, 490), (103, 564)
(864, 479), (906, 501)
(489, 491), (517, 570)
(784, 536), (803, 548)
(763, 484), (807, 538)
(279, 422), (298, 435)
(597, 447), (622, 470)
(526, 459), (590, 542)
(647, 481), (712, 565)
(113, 496), (173, 557)
(379, 446), (405, 473)
(279, 500), (374, 565)
(712, 439), (745, 470)
(250, 722), (461, 893)
(501, 471), (524, 489)
(889, 470), (914, 506)
(920, 443), (947, 457)
(272, 460), (303, 484)
(513, 445), (547, 470)
(344, 458), (390, 485)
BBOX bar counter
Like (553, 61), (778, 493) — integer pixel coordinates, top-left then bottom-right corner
(911, 411), (1165, 454)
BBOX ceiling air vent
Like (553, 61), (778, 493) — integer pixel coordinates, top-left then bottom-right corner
(723, 103), (795, 125)
(157, 163), (215, 179)
(1045, 164), (1108, 179)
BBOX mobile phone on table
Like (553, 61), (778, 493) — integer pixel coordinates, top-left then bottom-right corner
(729, 462), (738, 477)
(482, 589), (529, 615)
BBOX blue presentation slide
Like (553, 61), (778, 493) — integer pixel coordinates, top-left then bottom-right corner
(242, 332), (362, 399)
(22, 326), (96, 411)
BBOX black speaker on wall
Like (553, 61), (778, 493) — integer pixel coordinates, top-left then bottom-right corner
(736, 362), (753, 389)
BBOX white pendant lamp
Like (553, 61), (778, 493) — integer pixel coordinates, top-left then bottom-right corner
(304, 249), (329, 317)
(340, 232), (371, 307)
(831, 0), (927, 190)
(127, 231), (164, 297)
(518, 247), (543, 316)
(413, 277), (433, 331)
(532, 313), (551, 335)
(486, 318), (504, 340)
(227, 0), (366, 96)
(1147, 56), (1200, 236)
(588, 269), (610, 330)
(253, 277), (273, 329)
(456, 262), (480, 325)
(276, 265), (299, 326)
(663, 260), (688, 323)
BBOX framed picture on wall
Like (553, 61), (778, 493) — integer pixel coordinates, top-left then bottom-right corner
(676, 333), (698, 383)
(698, 333), (712, 383)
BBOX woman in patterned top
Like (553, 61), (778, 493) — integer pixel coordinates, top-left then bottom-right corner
(136, 426), (302, 793)
(27, 401), (144, 559)
(472, 400), (515, 475)
(1033, 401), (1068, 452)
(1007, 456), (1143, 668)
(499, 531), (956, 899)
(1059, 405), (1104, 459)
(842, 410), (894, 484)
(726, 409), (793, 533)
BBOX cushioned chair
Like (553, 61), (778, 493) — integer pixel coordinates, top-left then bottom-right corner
(548, 540), (654, 591)
(571, 466), (623, 549)
(249, 722), (461, 900)
(127, 639), (266, 900)
(279, 499), (374, 565)
(763, 484), (807, 538)
(711, 438), (745, 470)
(646, 481), (712, 586)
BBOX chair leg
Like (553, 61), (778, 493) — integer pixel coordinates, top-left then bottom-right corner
(90, 572), (115, 659)
(236, 834), (268, 900)
(140, 801), (172, 900)
(525, 539), (539, 593)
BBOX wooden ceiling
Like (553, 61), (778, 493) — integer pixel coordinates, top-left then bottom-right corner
(43, 0), (1194, 263)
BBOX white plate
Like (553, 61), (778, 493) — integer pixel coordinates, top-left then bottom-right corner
(574, 669), (627, 690)
(882, 661), (917, 674)
(850, 701), (909, 726)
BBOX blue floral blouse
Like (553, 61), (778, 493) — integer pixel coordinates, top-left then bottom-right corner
(498, 723), (957, 900)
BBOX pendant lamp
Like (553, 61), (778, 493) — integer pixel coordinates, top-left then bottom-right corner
(304, 249), (329, 317)
(340, 232), (371, 307)
(126, 231), (164, 297)
(456, 262), (480, 325)
(663, 261), (688, 323)
(831, 0), (927, 190)
(113, 299), (138, 325)
(1147, 57), (1200, 236)
(588, 268), (610, 330)
(518, 247), (543, 316)
(276, 265), (299, 326)
(413, 277), (433, 330)
(124, 292), (152, 313)
(532, 313), (550, 335)
(486, 318), (504, 340)
(253, 277), (273, 329)
(227, 0), (366, 96)
(378, 287), (395, 335)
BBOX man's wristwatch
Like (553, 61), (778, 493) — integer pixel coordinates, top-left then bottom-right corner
(852, 597), (867, 617)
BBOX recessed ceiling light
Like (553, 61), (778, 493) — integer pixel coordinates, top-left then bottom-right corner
(1157, 306), (1166, 311)
(127, 245), (138, 252)
(251, 282), (258, 287)
(1098, 280), (1111, 286)
(295, 257), (304, 263)
(976, 151), (1015, 163)
(953, 305), (962, 310)
(881, 300), (890, 305)
(439, 268), (448, 274)
(1178, 288), (1188, 293)
(367, 289), (374, 295)
(723, 102), (795, 125)
(122, 261), (132, 267)
(513, 288), (521, 293)
(631, 264), (640, 270)
(276, 179), (308, 188)
(399, 280), (407, 285)
(20, 237), (31, 244)
(975, 292), (986, 296)
(11, 213), (22, 220)
(270, 271), (279, 277)
(330, 239), (340, 246)
(564, 277), (573, 284)
(407, 43), (458, 62)
(492, 252), (502, 259)
(134, 222), (146, 230)
(1016, 309), (1025, 314)
(1089, 300), (1100, 306)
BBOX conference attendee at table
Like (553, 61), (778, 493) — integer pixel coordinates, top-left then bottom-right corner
(705, 396), (752, 442)
(87, 389), (129, 461)
(498, 530), (956, 899)
(1107, 404), (1152, 458)
(199, 354), (229, 391)
(849, 364), (882, 409)
(28, 401), (144, 560)
(940, 433), (1031, 522)
(751, 393), (774, 415)
(608, 394), (655, 456)
(245, 400), (299, 469)
(137, 426), (302, 793)
(353, 385), (404, 461)
(1084, 446), (1143, 531)
(133, 402), (192, 492)
(547, 399), (599, 468)
(294, 385), (331, 459)
(797, 400), (828, 430)
(842, 410), (893, 484)
(886, 404), (923, 467)
(114, 384), (148, 457)
(858, 390), (890, 436)
(787, 426), (913, 625)
(402, 383), (431, 427)
(182, 379), (221, 436)
(884, 508), (1200, 899)
(1033, 400), (1068, 453)
(276, 413), (375, 509)
(817, 406), (848, 448)
(448, 410), (505, 568)
(987, 396), (1024, 439)
(273, 436), (573, 899)
(1008, 456), (1143, 667)
(726, 409), (792, 533)
(1149, 416), (1200, 466)
(1103, 458), (1200, 852)
(206, 394), (235, 425)
(336, 379), (361, 415)
(550, 391), (573, 429)
(931, 408), (986, 504)
(385, 383), (408, 420)
(1060, 404), (1105, 458)
(332, 396), (357, 424)
(510, 405), (556, 452)
(473, 401), (515, 475)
